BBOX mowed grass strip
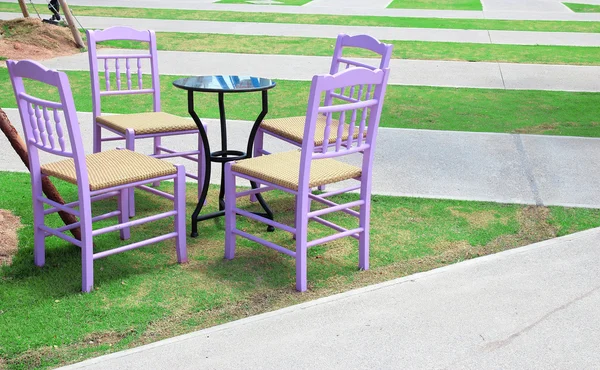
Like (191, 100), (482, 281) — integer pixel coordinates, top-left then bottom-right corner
(101, 32), (600, 66)
(563, 2), (600, 12)
(0, 2), (599, 32)
(1, 170), (599, 368)
(387, 0), (482, 10)
(1, 68), (599, 138)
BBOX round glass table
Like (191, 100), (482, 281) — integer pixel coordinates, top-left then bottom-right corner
(173, 75), (276, 237)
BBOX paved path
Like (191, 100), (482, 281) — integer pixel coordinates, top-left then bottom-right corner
(2, 109), (599, 209)
(306, 0), (394, 8)
(59, 226), (600, 369)
(481, 0), (572, 12)
(24, 0), (600, 21)
(41, 49), (600, 92)
(3, 12), (598, 47)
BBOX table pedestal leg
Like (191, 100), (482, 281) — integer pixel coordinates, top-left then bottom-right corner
(188, 90), (274, 237)
(188, 90), (212, 238)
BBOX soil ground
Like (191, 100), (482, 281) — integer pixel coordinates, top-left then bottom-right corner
(0, 17), (81, 61)
(0, 209), (22, 266)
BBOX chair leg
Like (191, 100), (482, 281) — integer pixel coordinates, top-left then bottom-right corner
(93, 122), (102, 153)
(358, 190), (371, 271)
(152, 136), (161, 188)
(174, 165), (188, 264)
(125, 129), (136, 218)
(32, 181), (45, 267)
(81, 239), (94, 292)
(250, 128), (265, 203)
(295, 193), (309, 292)
(80, 208), (94, 293)
(118, 189), (130, 241)
(224, 163), (237, 260)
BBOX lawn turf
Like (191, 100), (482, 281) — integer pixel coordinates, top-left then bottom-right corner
(387, 0), (483, 10)
(1, 68), (599, 138)
(563, 2), (600, 12)
(1, 170), (599, 368)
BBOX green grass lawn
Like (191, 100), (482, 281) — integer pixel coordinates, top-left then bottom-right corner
(216, 0), (312, 4)
(100, 32), (600, 66)
(563, 2), (600, 12)
(1, 170), (599, 368)
(1, 2), (600, 32)
(1, 68), (599, 138)
(387, 0), (482, 10)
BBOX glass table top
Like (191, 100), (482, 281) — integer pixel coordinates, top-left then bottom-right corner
(172, 75), (276, 93)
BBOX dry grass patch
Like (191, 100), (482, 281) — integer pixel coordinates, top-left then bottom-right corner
(489, 206), (557, 247)
(449, 208), (507, 229)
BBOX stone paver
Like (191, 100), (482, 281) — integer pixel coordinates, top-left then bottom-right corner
(3, 12), (598, 47)
(2, 109), (599, 209)
(58, 226), (600, 369)
(39, 49), (600, 92)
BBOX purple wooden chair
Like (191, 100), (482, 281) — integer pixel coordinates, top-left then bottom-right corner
(253, 34), (393, 158)
(7, 59), (188, 293)
(224, 66), (390, 291)
(87, 26), (205, 217)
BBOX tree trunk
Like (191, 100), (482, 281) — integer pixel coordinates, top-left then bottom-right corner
(57, 0), (84, 49)
(17, 0), (29, 17)
(0, 108), (82, 241)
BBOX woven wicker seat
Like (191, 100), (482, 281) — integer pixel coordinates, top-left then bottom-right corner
(42, 149), (176, 191)
(96, 112), (197, 135)
(232, 150), (361, 191)
(261, 116), (367, 146)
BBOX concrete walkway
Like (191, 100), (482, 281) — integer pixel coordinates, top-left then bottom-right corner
(481, 0), (572, 12)
(59, 226), (600, 369)
(3, 12), (598, 47)
(41, 49), (600, 92)
(2, 109), (599, 209)
(24, 0), (600, 21)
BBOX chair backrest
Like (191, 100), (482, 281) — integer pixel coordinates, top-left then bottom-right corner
(299, 67), (390, 189)
(86, 26), (161, 119)
(324, 34), (393, 113)
(7, 59), (91, 191)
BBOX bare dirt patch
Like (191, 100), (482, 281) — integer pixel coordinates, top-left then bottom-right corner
(0, 17), (80, 61)
(83, 331), (128, 347)
(0, 209), (22, 266)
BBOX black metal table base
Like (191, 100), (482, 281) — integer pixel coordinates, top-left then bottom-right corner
(187, 90), (274, 237)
